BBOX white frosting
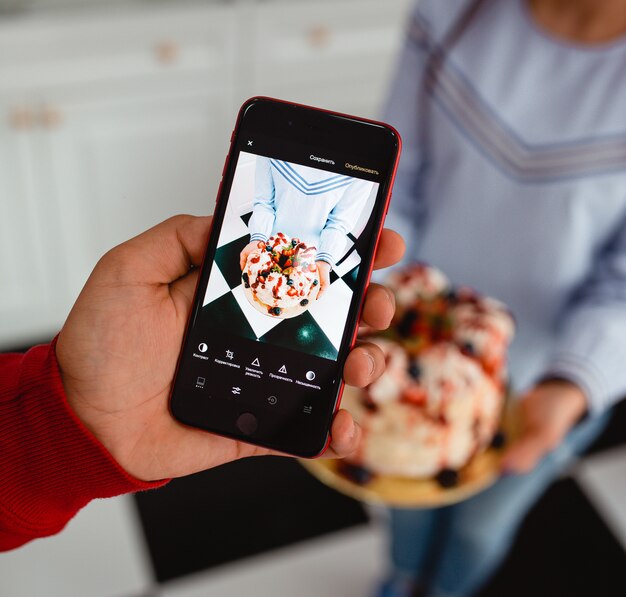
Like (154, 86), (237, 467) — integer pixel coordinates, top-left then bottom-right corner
(353, 343), (501, 477)
(245, 233), (318, 311)
(453, 299), (515, 345)
(387, 263), (450, 307)
(367, 339), (410, 404)
(452, 299), (515, 375)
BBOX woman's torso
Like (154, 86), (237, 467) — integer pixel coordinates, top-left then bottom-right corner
(403, 0), (626, 389)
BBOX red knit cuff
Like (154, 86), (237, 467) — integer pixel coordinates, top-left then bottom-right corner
(0, 338), (167, 549)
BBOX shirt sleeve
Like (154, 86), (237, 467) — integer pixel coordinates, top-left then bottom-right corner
(381, 6), (432, 264)
(0, 338), (166, 551)
(541, 214), (626, 414)
(248, 157), (276, 243)
(317, 179), (374, 267)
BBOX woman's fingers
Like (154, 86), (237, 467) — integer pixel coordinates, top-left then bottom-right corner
(240, 245), (251, 270)
(501, 432), (552, 475)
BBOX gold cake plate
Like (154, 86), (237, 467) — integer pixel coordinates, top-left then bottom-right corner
(301, 404), (519, 509)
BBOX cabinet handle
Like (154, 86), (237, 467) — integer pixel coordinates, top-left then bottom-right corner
(40, 106), (63, 129)
(307, 25), (331, 48)
(154, 40), (180, 65)
(9, 107), (35, 130)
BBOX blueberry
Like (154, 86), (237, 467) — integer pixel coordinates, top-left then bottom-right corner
(287, 278), (294, 286)
(300, 299), (309, 306)
(312, 279), (319, 286)
(362, 399), (379, 413)
(291, 239), (298, 247)
(271, 307), (282, 316)
(398, 309), (419, 338)
(339, 463), (373, 485)
(444, 288), (458, 302)
(461, 341), (476, 356)
(435, 469), (459, 488)
(241, 272), (250, 288)
(490, 431), (507, 449)
(408, 362), (421, 380)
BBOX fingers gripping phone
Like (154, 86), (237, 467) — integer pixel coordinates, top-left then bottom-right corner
(170, 97), (401, 457)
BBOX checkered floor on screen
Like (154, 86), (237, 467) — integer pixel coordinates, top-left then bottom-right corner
(200, 211), (361, 360)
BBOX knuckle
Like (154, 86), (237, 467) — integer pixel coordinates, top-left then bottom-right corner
(96, 243), (137, 282)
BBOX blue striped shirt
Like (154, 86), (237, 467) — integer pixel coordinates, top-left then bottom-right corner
(248, 157), (375, 267)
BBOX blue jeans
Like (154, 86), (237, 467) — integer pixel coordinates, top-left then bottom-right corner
(386, 411), (612, 597)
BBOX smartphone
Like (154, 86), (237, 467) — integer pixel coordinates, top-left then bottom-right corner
(170, 97), (401, 457)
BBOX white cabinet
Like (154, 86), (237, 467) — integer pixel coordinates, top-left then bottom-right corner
(0, 4), (237, 347)
(0, 89), (231, 347)
(0, 100), (68, 345)
(0, 0), (411, 349)
(45, 90), (230, 298)
(249, 0), (412, 118)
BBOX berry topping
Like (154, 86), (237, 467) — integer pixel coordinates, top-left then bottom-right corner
(398, 309), (419, 337)
(461, 342), (476, 356)
(444, 288), (458, 302)
(338, 463), (374, 485)
(242, 272), (250, 288)
(490, 431), (507, 449)
(362, 398), (379, 413)
(312, 279), (319, 286)
(408, 362), (422, 380)
(435, 469), (459, 488)
(300, 299), (309, 306)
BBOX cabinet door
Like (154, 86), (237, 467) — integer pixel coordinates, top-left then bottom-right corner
(0, 102), (66, 347)
(43, 91), (230, 302)
(248, 0), (412, 118)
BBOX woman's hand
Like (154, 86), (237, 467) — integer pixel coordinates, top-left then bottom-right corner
(56, 215), (405, 482)
(316, 260), (332, 299)
(501, 380), (588, 474)
(239, 240), (260, 270)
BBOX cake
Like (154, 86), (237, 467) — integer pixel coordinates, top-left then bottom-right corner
(341, 263), (515, 487)
(242, 232), (320, 318)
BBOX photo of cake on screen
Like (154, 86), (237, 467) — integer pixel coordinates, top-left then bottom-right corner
(199, 152), (379, 361)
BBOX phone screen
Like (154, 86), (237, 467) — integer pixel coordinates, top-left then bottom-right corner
(171, 98), (399, 456)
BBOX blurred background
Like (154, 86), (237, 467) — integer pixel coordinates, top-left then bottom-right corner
(1, 1), (625, 595)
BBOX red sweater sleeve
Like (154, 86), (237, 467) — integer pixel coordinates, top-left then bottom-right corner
(0, 338), (167, 551)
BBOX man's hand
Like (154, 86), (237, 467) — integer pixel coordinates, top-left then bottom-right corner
(56, 215), (404, 482)
(316, 260), (332, 299)
(239, 240), (260, 270)
(501, 380), (587, 475)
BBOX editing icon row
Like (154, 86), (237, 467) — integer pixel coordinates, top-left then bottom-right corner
(197, 342), (316, 381)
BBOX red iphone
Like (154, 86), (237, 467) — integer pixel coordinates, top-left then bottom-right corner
(170, 97), (401, 457)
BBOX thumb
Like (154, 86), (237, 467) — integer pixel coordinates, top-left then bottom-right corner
(501, 431), (553, 475)
(112, 214), (212, 285)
